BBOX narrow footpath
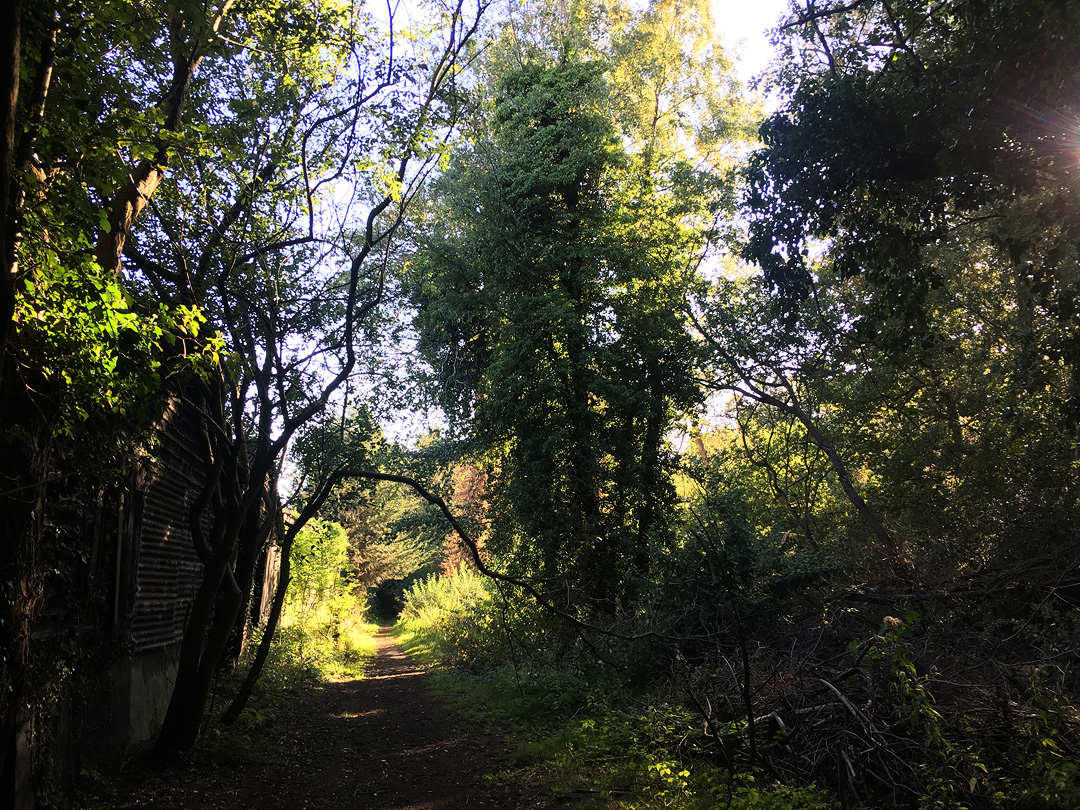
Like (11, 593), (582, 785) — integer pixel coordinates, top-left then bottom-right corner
(81, 629), (551, 810)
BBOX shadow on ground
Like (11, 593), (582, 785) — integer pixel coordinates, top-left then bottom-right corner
(77, 629), (551, 810)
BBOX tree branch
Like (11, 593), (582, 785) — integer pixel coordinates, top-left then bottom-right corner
(780, 0), (873, 31)
(96, 0), (237, 276)
(686, 307), (900, 563)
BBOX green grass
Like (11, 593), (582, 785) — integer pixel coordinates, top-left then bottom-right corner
(391, 623), (443, 669)
(391, 571), (842, 808)
(319, 612), (380, 679)
(392, 617), (835, 810)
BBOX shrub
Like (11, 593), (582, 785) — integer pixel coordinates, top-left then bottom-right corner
(396, 562), (507, 667)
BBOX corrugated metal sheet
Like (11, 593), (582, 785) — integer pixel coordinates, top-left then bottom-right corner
(129, 398), (208, 652)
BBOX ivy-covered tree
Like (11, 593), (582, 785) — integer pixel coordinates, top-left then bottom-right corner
(414, 61), (622, 605)
(411, 0), (751, 610)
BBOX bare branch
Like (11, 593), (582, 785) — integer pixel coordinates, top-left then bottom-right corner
(780, 0), (873, 31)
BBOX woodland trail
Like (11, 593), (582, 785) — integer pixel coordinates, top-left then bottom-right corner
(79, 628), (552, 809)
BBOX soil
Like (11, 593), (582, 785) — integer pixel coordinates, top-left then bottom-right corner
(78, 629), (555, 810)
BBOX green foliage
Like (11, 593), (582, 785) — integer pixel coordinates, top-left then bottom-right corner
(643, 477), (836, 643)
(396, 563), (509, 668)
(745, 0), (1080, 395)
(265, 611), (378, 683)
(9, 0), (1080, 802)
(823, 614), (1080, 810)
(411, 50), (748, 606)
(399, 599), (834, 810)
(292, 420), (454, 600)
(292, 409), (380, 489)
(698, 206), (1080, 578)
(286, 519), (352, 625)
(281, 519), (377, 679)
(1005, 690), (1080, 810)
(7, 2), (225, 460)
(201, 615), (379, 763)
(14, 261), (220, 436)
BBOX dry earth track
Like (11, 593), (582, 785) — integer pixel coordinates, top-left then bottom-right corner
(79, 628), (555, 810)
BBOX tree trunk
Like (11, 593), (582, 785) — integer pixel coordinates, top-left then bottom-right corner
(154, 551), (245, 756)
(0, 1), (24, 774)
(0, 0), (20, 362)
(94, 1), (235, 276)
(797, 411), (895, 555)
(221, 493), (274, 669)
(634, 364), (664, 580)
(695, 319), (900, 565)
(220, 517), (293, 725)
(744, 382), (897, 559)
(0, 379), (49, 801)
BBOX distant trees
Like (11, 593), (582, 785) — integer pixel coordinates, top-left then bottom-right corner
(393, 7), (1080, 806)
(407, 0), (1080, 607)
(285, 519), (352, 631)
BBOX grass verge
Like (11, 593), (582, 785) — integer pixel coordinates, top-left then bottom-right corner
(391, 621), (834, 810)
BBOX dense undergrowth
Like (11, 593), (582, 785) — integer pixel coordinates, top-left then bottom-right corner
(394, 562), (1080, 810)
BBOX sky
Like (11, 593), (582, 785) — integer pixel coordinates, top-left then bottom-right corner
(711, 0), (789, 83)
(387, 0), (791, 85)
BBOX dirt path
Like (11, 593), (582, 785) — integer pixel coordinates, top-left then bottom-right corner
(81, 629), (552, 809)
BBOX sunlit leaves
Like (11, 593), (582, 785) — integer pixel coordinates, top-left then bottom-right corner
(13, 251), (219, 433)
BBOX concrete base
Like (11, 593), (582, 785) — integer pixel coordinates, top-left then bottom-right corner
(110, 644), (182, 749)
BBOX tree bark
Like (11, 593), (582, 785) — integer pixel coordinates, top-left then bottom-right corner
(221, 489), (275, 669)
(634, 363), (664, 580)
(220, 516), (293, 726)
(221, 463), (349, 724)
(0, 0), (20, 367)
(736, 378), (897, 558)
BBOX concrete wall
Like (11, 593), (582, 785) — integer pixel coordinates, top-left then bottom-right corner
(106, 644), (183, 752)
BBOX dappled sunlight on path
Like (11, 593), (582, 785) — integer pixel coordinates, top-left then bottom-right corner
(365, 631), (426, 680)
(269, 626), (540, 810)
(78, 627), (549, 810)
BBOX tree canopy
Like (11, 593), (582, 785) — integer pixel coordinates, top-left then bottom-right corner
(4, 0), (1080, 806)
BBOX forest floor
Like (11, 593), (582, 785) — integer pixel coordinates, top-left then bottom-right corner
(77, 628), (557, 810)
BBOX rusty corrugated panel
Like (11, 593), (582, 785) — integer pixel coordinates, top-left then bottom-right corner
(129, 398), (208, 651)
(258, 544), (282, 624)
